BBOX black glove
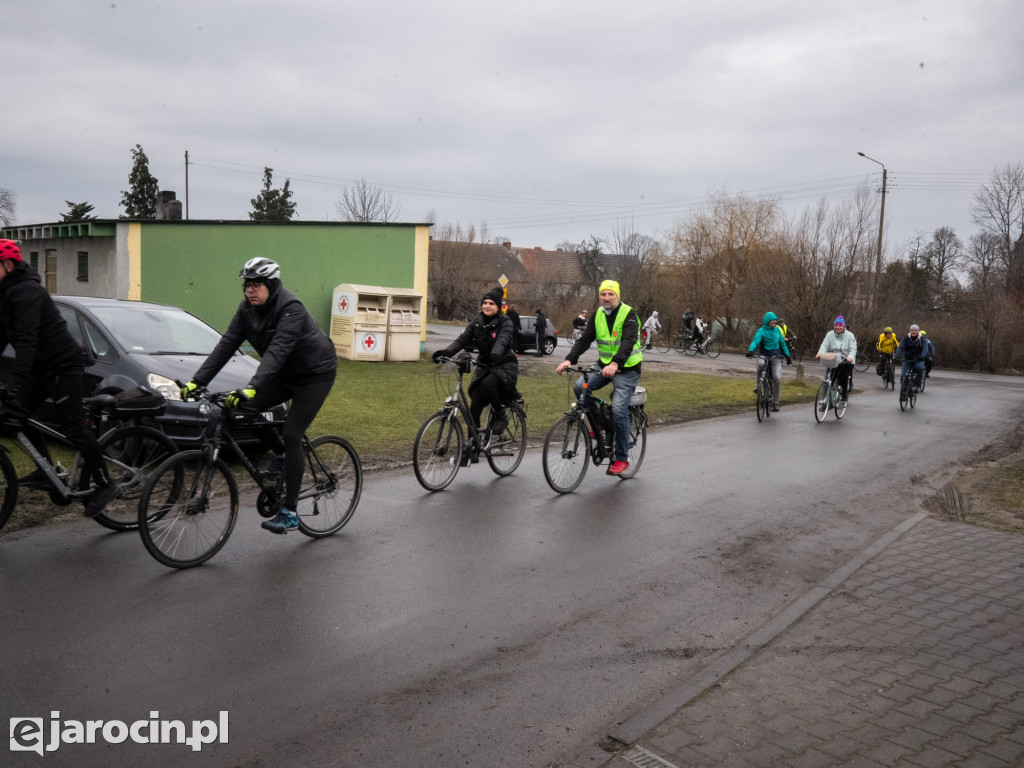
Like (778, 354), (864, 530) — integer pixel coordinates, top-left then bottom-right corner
(786, 356), (792, 365)
(431, 350), (446, 364)
(745, 351), (755, 359)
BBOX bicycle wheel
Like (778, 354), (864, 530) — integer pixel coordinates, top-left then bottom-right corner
(814, 381), (831, 423)
(138, 451), (238, 569)
(92, 425), (177, 532)
(683, 339), (698, 356)
(413, 411), (464, 491)
(756, 378), (768, 422)
(909, 384), (917, 409)
(919, 372), (927, 392)
(655, 335), (671, 353)
(618, 408), (647, 479)
(834, 391), (848, 419)
(899, 376), (909, 411)
(855, 353), (870, 373)
(487, 405), (526, 477)
(296, 435), (362, 537)
(0, 450), (18, 532)
(704, 341), (722, 358)
(542, 414), (591, 493)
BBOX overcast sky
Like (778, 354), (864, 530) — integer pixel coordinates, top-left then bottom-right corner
(5, 0), (1022, 254)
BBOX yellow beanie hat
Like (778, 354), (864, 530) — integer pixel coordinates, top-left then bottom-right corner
(599, 279), (620, 296)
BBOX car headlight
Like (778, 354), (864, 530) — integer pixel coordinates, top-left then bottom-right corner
(148, 373), (182, 401)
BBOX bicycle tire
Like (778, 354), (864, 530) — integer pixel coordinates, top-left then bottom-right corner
(814, 381), (830, 423)
(413, 411), (464, 492)
(834, 392), (848, 419)
(655, 335), (671, 353)
(296, 435), (362, 537)
(618, 408), (647, 479)
(855, 353), (870, 373)
(92, 425), (177, 532)
(0, 449), (18, 532)
(682, 339), (698, 356)
(542, 413), (591, 494)
(756, 378), (768, 422)
(919, 372), (927, 392)
(487, 405), (526, 477)
(909, 384), (917, 409)
(138, 451), (239, 569)
(899, 376), (909, 411)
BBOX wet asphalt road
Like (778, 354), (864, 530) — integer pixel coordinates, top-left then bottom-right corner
(1, 359), (1022, 768)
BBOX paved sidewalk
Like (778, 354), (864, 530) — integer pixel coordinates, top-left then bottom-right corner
(567, 514), (1024, 768)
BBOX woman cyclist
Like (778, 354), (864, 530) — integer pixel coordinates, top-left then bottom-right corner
(432, 286), (519, 445)
(815, 315), (857, 404)
(746, 311), (791, 412)
(181, 257), (338, 534)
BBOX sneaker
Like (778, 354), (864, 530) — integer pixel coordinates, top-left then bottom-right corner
(18, 467), (51, 490)
(84, 481), (121, 518)
(606, 460), (630, 476)
(262, 454), (285, 480)
(261, 509), (299, 534)
(490, 412), (508, 435)
(771, 404), (780, 412)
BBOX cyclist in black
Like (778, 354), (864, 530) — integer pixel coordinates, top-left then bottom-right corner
(0, 239), (119, 517)
(182, 257), (338, 534)
(433, 286), (519, 442)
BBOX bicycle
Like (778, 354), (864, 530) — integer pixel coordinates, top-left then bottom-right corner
(0, 389), (176, 533)
(683, 334), (722, 358)
(413, 354), (527, 492)
(754, 354), (776, 422)
(542, 366), (647, 493)
(879, 354), (896, 390)
(569, 327), (584, 343)
(898, 363), (920, 411)
(137, 388), (361, 568)
(813, 354), (850, 423)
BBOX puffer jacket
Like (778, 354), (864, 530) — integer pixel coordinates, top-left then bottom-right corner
(194, 284), (337, 389)
(748, 312), (791, 357)
(442, 312), (519, 390)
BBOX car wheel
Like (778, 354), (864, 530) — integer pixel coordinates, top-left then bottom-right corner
(543, 338), (556, 355)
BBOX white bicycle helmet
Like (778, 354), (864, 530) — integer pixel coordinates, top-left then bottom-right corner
(239, 257), (281, 281)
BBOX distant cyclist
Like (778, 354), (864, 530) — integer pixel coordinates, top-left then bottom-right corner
(876, 326), (898, 377)
(920, 330), (936, 378)
(182, 257), (338, 535)
(746, 311), (791, 412)
(815, 315), (857, 404)
(894, 324), (927, 392)
(642, 310), (661, 350)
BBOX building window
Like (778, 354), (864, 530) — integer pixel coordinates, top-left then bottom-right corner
(30, 252), (39, 271)
(77, 251), (89, 282)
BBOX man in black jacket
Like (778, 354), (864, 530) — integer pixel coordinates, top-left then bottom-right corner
(534, 308), (547, 356)
(182, 257), (338, 534)
(0, 239), (118, 517)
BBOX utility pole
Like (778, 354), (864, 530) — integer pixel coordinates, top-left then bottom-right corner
(184, 150), (190, 221)
(858, 152), (887, 306)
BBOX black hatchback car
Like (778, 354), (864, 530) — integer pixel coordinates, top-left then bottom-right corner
(0, 296), (286, 446)
(516, 316), (558, 355)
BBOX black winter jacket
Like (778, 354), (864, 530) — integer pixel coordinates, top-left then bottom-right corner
(0, 263), (85, 389)
(442, 312), (519, 390)
(194, 285), (337, 390)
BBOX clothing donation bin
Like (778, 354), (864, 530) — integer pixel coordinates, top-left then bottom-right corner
(330, 284), (389, 361)
(385, 288), (424, 362)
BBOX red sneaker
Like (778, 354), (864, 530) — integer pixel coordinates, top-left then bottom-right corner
(606, 460), (629, 476)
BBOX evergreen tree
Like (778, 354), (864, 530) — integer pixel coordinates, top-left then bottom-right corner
(119, 144), (159, 218)
(61, 201), (96, 222)
(249, 167), (297, 221)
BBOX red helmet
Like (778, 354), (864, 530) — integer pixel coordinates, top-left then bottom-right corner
(0, 239), (22, 262)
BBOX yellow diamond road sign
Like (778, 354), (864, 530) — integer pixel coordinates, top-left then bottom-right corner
(498, 274), (508, 287)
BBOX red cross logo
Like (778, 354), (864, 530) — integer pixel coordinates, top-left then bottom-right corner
(362, 334), (377, 351)
(338, 296), (349, 312)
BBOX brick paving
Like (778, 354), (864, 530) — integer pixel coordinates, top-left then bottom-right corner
(567, 516), (1024, 768)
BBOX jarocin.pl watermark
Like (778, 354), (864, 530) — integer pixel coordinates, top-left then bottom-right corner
(10, 711), (228, 756)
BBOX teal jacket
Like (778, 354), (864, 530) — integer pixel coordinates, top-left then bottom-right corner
(748, 312), (791, 357)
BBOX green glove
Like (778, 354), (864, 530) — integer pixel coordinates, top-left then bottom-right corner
(226, 388), (256, 408)
(180, 381), (199, 401)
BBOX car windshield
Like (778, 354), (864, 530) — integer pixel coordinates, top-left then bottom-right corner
(89, 305), (224, 355)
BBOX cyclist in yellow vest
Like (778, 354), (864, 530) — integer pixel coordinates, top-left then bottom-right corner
(556, 279), (642, 476)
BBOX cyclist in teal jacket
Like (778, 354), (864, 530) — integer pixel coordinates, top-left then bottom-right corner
(745, 311), (791, 412)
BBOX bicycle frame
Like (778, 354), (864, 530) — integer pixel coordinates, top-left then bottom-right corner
(433, 357), (492, 458)
(564, 366), (615, 461)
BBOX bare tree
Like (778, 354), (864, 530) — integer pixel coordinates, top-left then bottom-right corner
(923, 226), (966, 292)
(336, 179), (401, 223)
(0, 187), (15, 227)
(608, 216), (661, 312)
(970, 162), (1024, 286)
(965, 232), (1004, 293)
(429, 222), (489, 320)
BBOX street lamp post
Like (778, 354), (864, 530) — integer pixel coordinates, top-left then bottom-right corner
(858, 151), (887, 306)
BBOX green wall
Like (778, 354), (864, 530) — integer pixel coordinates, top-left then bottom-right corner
(137, 222), (418, 331)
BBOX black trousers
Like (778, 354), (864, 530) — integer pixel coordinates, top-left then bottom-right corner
(252, 375), (336, 511)
(20, 371), (106, 484)
(468, 372), (509, 429)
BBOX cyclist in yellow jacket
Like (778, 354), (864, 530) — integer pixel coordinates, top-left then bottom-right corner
(556, 279), (642, 476)
(876, 326), (898, 377)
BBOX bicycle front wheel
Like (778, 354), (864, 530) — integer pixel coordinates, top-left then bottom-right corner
(704, 341), (722, 358)
(297, 435), (362, 537)
(487, 406), (526, 477)
(756, 378), (768, 422)
(855, 354), (870, 373)
(655, 335), (671, 353)
(138, 451), (238, 569)
(0, 450), (18, 532)
(413, 411), (464, 491)
(92, 425), (177, 532)
(683, 340), (698, 356)
(814, 381), (830, 423)
(618, 407), (647, 479)
(543, 414), (591, 493)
